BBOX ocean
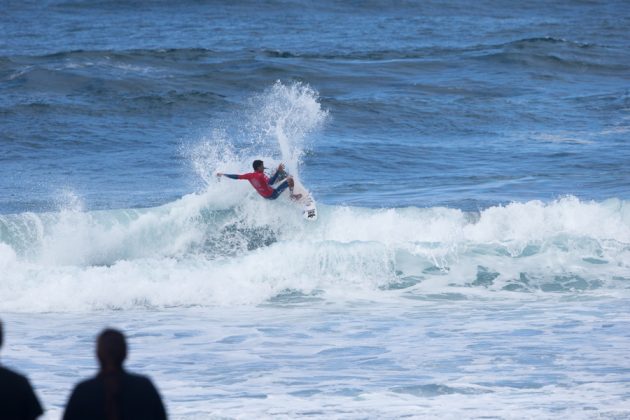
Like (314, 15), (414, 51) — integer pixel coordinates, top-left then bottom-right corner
(1, 0), (630, 418)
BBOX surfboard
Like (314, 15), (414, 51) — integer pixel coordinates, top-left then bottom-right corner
(272, 170), (318, 221)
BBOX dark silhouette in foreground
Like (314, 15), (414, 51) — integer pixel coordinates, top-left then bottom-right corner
(63, 328), (167, 420)
(0, 319), (44, 420)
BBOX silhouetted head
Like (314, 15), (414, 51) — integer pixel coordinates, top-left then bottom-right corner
(97, 329), (127, 371)
(0, 319), (3, 350)
(253, 160), (265, 172)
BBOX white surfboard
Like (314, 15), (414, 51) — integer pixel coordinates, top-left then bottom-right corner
(272, 170), (318, 221)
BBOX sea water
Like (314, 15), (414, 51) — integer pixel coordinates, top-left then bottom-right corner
(1, 1), (630, 418)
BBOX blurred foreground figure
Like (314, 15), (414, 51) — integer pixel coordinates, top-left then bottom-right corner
(63, 328), (167, 420)
(0, 320), (44, 420)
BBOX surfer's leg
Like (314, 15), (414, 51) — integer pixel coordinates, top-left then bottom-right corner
(286, 177), (302, 200)
(264, 179), (290, 200)
(265, 190), (280, 200)
(268, 169), (286, 185)
(265, 178), (302, 200)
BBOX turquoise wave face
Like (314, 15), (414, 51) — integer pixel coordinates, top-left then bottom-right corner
(1, 194), (629, 311)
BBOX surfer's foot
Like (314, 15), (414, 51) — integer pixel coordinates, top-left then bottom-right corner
(290, 193), (302, 201)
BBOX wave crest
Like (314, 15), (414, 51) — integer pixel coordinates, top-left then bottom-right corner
(1, 195), (629, 311)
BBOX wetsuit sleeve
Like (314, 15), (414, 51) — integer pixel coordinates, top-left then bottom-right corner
(268, 170), (280, 185)
(224, 173), (254, 180)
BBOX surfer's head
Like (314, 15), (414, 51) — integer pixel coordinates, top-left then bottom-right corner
(97, 328), (127, 371)
(253, 160), (265, 172)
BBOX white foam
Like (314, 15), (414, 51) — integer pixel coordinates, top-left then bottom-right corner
(1, 194), (629, 312)
(250, 81), (328, 175)
(5, 299), (630, 419)
(186, 80), (327, 186)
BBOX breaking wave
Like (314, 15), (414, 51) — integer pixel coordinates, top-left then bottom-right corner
(1, 194), (629, 312)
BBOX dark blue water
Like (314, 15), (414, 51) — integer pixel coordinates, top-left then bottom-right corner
(2, 0), (629, 214)
(3, 3), (630, 418)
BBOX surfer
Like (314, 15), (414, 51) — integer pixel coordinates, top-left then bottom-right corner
(217, 160), (302, 200)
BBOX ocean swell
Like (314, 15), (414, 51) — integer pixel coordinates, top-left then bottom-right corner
(1, 194), (629, 312)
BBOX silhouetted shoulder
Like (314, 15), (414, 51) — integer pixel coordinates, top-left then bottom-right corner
(63, 371), (166, 420)
(121, 372), (166, 411)
(62, 376), (103, 420)
(0, 366), (44, 420)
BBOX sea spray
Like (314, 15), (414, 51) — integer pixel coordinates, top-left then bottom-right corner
(187, 81), (328, 184)
(188, 127), (238, 186)
(247, 81), (328, 176)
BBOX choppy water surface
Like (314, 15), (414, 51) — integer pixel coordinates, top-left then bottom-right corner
(1, 1), (630, 418)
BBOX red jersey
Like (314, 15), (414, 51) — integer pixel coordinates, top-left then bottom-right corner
(238, 172), (274, 197)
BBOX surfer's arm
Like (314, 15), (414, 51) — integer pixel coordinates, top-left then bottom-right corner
(268, 163), (285, 185)
(216, 173), (243, 180)
(268, 171), (280, 185)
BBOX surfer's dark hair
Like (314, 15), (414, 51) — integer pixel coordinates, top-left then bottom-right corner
(253, 160), (264, 170)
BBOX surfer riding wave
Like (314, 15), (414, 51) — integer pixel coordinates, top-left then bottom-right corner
(217, 160), (302, 200)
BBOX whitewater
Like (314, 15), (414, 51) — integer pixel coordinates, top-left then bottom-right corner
(3, 0), (630, 418)
(2, 82), (630, 418)
(2, 194), (630, 312)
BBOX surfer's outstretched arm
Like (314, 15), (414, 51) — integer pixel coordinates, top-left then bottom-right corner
(216, 173), (240, 180)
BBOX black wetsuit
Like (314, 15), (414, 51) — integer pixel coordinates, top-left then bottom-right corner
(0, 365), (44, 420)
(63, 371), (167, 420)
